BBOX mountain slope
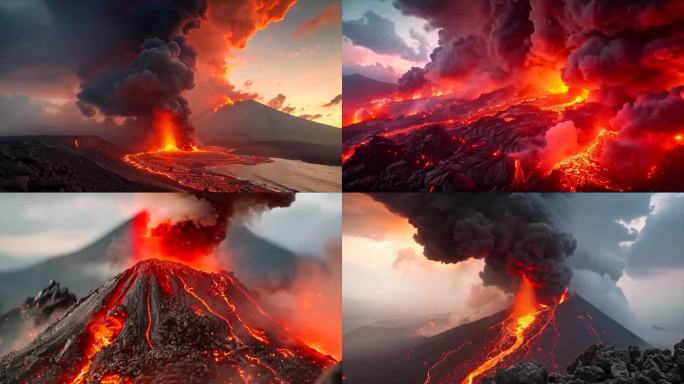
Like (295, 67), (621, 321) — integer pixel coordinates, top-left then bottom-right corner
(0, 259), (335, 384)
(342, 74), (395, 126)
(197, 100), (341, 147)
(344, 295), (649, 384)
(0, 216), (298, 309)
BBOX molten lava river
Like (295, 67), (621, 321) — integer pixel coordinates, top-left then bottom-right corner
(122, 109), (277, 192)
(342, 80), (684, 192)
(424, 278), (568, 384)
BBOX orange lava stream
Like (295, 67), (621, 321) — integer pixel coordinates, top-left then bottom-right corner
(68, 271), (134, 384)
(548, 129), (620, 191)
(424, 342), (473, 384)
(462, 277), (539, 384)
(145, 275), (154, 350)
(177, 274), (243, 344)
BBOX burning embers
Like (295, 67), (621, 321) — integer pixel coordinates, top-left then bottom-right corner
(343, 0), (684, 191)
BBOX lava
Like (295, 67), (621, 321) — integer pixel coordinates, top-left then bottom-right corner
(462, 277), (539, 384)
(549, 129), (620, 191)
(68, 269), (134, 384)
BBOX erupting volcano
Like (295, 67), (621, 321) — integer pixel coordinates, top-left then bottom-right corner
(345, 280), (648, 384)
(342, 0), (684, 192)
(0, 259), (336, 384)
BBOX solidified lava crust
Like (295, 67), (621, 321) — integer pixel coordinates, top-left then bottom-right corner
(0, 259), (335, 384)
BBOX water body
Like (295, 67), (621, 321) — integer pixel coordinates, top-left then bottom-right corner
(208, 158), (341, 192)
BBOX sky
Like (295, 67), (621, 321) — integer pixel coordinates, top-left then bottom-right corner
(0, 193), (341, 270)
(219, 0), (342, 127)
(342, 0), (438, 82)
(0, 0), (342, 144)
(343, 193), (684, 348)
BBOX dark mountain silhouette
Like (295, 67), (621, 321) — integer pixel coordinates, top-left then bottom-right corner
(344, 295), (649, 384)
(196, 100), (341, 165)
(342, 74), (395, 126)
(0, 215), (298, 309)
(0, 259), (335, 384)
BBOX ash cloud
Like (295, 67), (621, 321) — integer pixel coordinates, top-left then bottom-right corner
(392, 0), (684, 97)
(144, 193), (296, 259)
(371, 193), (576, 305)
(343, 10), (429, 62)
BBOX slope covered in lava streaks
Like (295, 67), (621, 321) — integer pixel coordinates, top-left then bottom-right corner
(343, 295), (648, 384)
(0, 259), (335, 384)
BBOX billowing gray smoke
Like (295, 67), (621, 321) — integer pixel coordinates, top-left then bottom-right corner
(371, 193), (576, 304)
(48, 0), (209, 149)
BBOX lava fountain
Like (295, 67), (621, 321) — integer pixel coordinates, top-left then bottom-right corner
(462, 277), (540, 384)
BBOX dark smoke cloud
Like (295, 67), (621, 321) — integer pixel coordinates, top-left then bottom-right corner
(371, 193), (576, 304)
(149, 193), (295, 257)
(392, 0), (684, 97)
(343, 10), (429, 62)
(602, 86), (684, 181)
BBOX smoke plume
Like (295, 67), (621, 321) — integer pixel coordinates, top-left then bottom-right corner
(371, 193), (576, 304)
(131, 193), (295, 271)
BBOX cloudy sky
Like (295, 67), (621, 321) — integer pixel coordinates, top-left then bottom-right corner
(0, 0), (341, 141)
(343, 193), (684, 347)
(0, 193), (341, 270)
(342, 0), (438, 82)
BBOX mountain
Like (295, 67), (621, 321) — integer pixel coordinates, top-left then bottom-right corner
(0, 281), (77, 356)
(196, 100), (341, 165)
(0, 259), (335, 384)
(342, 74), (395, 126)
(0, 215), (298, 309)
(343, 295), (649, 384)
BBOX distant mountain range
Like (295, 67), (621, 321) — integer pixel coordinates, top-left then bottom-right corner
(0, 214), (299, 309)
(196, 99), (341, 165)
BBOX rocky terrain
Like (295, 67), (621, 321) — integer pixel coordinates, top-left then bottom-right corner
(0, 136), (169, 191)
(0, 281), (77, 355)
(483, 340), (684, 384)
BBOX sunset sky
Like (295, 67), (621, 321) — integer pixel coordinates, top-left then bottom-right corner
(218, 0), (342, 127)
(0, 0), (342, 140)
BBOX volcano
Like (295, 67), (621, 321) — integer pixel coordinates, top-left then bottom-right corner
(343, 294), (648, 384)
(0, 259), (336, 384)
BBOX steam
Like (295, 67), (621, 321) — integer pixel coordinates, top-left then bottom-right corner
(371, 193), (576, 304)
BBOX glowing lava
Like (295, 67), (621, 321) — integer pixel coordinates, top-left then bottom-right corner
(68, 270), (134, 384)
(549, 129), (620, 191)
(462, 277), (539, 384)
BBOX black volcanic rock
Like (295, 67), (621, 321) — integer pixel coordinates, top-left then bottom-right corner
(0, 281), (77, 355)
(0, 259), (335, 384)
(0, 136), (165, 192)
(485, 341), (684, 384)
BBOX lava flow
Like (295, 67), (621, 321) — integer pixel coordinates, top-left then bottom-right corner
(461, 277), (540, 384)
(342, 0), (684, 192)
(121, 109), (274, 192)
(1, 260), (335, 384)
